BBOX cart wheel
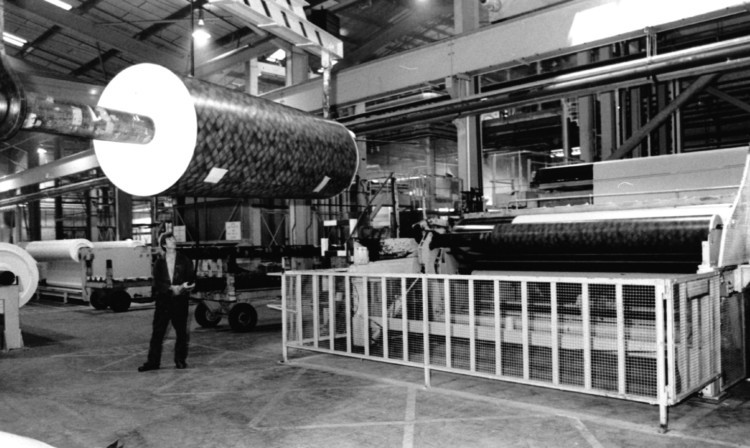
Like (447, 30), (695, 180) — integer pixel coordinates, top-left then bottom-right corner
(89, 289), (110, 310)
(228, 303), (257, 332)
(109, 289), (132, 313)
(195, 302), (222, 328)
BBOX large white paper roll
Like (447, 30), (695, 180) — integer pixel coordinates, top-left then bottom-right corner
(20, 239), (93, 262)
(0, 243), (39, 307)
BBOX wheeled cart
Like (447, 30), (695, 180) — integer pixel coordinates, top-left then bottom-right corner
(192, 286), (281, 332)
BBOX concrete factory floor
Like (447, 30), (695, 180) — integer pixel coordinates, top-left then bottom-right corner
(2, 299), (750, 448)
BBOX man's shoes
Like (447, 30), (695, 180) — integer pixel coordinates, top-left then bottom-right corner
(137, 363), (159, 372)
(175, 361), (187, 369)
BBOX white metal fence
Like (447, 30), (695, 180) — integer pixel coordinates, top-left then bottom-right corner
(281, 270), (724, 428)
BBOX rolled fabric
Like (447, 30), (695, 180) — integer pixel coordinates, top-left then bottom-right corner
(0, 243), (39, 307)
(92, 240), (145, 249)
(20, 239), (93, 262)
(94, 63), (359, 199)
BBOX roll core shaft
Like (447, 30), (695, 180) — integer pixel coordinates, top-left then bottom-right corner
(21, 93), (155, 144)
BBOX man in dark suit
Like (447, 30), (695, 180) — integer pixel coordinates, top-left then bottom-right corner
(138, 232), (195, 371)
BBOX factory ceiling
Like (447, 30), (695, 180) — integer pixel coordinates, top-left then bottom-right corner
(2, 0), (488, 92)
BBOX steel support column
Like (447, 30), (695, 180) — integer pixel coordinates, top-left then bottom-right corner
(116, 188), (132, 240)
(288, 47), (314, 246)
(448, 75), (481, 191)
(577, 52), (596, 162)
(608, 73), (719, 160)
(454, 0), (480, 34)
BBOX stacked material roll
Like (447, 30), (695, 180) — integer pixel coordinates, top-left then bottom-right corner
(94, 63), (359, 199)
(0, 243), (39, 307)
(20, 239), (93, 262)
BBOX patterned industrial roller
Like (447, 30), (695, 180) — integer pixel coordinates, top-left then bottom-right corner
(433, 215), (721, 274)
(94, 64), (358, 199)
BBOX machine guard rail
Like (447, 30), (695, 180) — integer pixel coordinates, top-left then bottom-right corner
(281, 270), (724, 430)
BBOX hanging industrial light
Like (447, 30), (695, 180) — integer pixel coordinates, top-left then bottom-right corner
(192, 8), (211, 44)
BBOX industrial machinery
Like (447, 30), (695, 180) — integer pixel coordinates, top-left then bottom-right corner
(21, 239), (152, 312)
(181, 243), (315, 332)
(0, 28), (358, 314)
(280, 146), (750, 430)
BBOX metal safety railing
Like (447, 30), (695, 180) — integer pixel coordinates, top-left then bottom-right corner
(281, 270), (723, 429)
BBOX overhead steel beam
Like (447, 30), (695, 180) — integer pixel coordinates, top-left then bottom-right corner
(194, 38), (282, 78)
(335, 5), (452, 70)
(342, 35), (750, 134)
(706, 86), (750, 114)
(0, 176), (109, 210)
(607, 73), (719, 160)
(134, 0), (209, 41)
(0, 149), (99, 194)
(261, 0), (750, 111)
(6, 0), (186, 72)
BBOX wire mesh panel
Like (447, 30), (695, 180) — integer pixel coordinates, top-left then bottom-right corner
(474, 279), (497, 375)
(499, 280), (523, 378)
(721, 291), (746, 389)
(557, 282), (584, 388)
(623, 284), (658, 397)
(670, 275), (722, 403)
(282, 270), (724, 417)
(528, 282), (553, 382)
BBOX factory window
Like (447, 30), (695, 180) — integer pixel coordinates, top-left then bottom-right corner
(260, 1), (271, 17)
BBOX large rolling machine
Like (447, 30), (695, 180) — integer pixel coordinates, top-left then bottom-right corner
(0, 25), (357, 336)
(280, 146), (750, 430)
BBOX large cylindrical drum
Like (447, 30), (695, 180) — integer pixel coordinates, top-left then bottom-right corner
(94, 63), (359, 199)
(0, 243), (39, 307)
(20, 239), (93, 262)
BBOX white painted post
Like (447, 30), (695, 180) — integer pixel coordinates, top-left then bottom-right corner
(616, 284), (626, 395)
(551, 282), (560, 386)
(423, 277), (431, 388)
(281, 274), (288, 362)
(1, 285), (23, 351)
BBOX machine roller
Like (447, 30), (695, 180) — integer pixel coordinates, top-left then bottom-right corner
(0, 54), (359, 200)
(432, 208), (726, 274)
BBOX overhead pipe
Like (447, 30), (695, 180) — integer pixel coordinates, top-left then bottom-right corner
(344, 35), (750, 134)
(0, 149), (99, 194)
(0, 177), (109, 210)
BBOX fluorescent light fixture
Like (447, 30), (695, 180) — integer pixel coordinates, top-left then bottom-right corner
(267, 49), (286, 62)
(37, 148), (47, 155)
(2, 32), (27, 47)
(43, 0), (73, 10)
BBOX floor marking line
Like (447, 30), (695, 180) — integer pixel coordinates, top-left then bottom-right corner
(570, 418), (605, 448)
(92, 353), (141, 372)
(156, 383), (392, 396)
(247, 368), (305, 428)
(251, 414), (554, 431)
(285, 358), (750, 447)
(402, 387), (417, 448)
